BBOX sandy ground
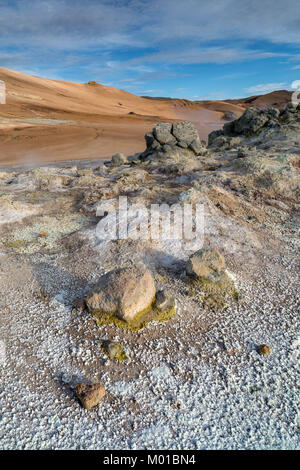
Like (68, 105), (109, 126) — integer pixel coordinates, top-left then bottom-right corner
(0, 68), (244, 166)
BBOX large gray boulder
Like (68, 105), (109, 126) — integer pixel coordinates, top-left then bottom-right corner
(189, 137), (206, 155)
(153, 123), (176, 145)
(234, 108), (269, 135)
(208, 129), (223, 146)
(172, 121), (199, 145)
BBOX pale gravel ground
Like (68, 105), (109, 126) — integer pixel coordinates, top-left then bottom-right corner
(0, 241), (299, 449)
(0, 129), (299, 450)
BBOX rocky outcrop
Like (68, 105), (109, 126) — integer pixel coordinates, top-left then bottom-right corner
(234, 108), (270, 135)
(141, 120), (208, 161)
(109, 121), (208, 167)
(208, 103), (300, 148)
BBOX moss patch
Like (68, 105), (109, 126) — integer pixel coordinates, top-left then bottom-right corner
(3, 237), (42, 252)
(90, 299), (175, 332)
(101, 341), (128, 362)
(185, 272), (238, 311)
(4, 239), (28, 250)
(3, 238), (41, 251)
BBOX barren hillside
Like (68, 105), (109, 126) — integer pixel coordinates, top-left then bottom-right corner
(0, 68), (239, 166)
(0, 68), (292, 167)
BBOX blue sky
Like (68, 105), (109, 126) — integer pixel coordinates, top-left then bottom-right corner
(0, 0), (300, 99)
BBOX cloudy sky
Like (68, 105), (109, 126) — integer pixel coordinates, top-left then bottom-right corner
(0, 0), (300, 99)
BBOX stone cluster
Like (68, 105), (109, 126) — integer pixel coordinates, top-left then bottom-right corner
(208, 103), (300, 147)
(86, 263), (177, 329)
(142, 120), (208, 159)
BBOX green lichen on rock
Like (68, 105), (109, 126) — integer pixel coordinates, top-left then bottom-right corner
(153, 303), (176, 323)
(3, 235), (51, 253)
(91, 296), (175, 331)
(90, 294), (155, 331)
(101, 341), (128, 362)
(231, 290), (241, 301)
(185, 248), (239, 311)
(4, 239), (28, 250)
(87, 266), (176, 331)
(185, 271), (237, 311)
(3, 238), (41, 251)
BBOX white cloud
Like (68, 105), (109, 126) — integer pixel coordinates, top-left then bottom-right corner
(1, 0), (300, 53)
(291, 80), (300, 90)
(0, 0), (299, 94)
(137, 89), (165, 95)
(130, 48), (288, 66)
(246, 82), (287, 94)
(190, 92), (228, 100)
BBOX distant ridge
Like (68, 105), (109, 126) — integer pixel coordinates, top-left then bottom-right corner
(225, 90), (292, 110)
(143, 90), (292, 110)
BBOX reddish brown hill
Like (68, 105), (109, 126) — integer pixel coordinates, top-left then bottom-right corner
(225, 90), (292, 110)
(0, 68), (291, 166)
(0, 68), (235, 166)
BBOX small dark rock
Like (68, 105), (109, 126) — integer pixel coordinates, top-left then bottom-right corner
(257, 344), (271, 356)
(72, 298), (86, 313)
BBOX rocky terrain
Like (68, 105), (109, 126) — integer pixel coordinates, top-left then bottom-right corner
(0, 104), (299, 449)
